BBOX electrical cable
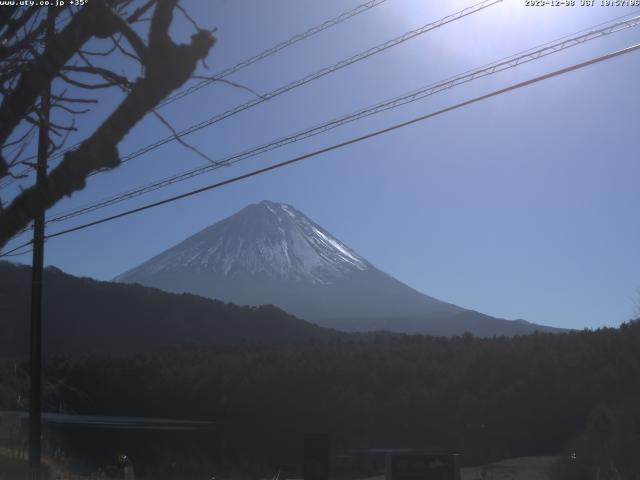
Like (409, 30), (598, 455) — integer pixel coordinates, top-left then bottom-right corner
(44, 13), (640, 225)
(4, 40), (637, 258)
(0, 0), (391, 189)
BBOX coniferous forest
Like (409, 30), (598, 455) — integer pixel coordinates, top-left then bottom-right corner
(1, 319), (639, 478)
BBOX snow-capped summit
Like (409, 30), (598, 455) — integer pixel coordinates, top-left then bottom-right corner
(116, 201), (370, 285)
(115, 201), (560, 337)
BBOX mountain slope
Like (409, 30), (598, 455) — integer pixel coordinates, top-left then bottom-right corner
(0, 261), (338, 355)
(115, 201), (562, 336)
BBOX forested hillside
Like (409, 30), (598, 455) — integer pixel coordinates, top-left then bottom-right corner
(1, 320), (638, 477)
(0, 261), (338, 355)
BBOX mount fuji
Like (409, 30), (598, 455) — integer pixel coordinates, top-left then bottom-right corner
(114, 201), (561, 336)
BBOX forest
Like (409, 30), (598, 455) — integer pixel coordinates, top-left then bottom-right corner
(0, 261), (339, 355)
(1, 318), (639, 478)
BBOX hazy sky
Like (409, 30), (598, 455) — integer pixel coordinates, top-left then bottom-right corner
(3, 0), (640, 330)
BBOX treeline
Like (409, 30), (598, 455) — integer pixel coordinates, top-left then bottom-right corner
(1, 320), (639, 478)
(0, 261), (339, 356)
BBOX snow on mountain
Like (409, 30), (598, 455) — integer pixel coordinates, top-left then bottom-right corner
(114, 201), (562, 337)
(116, 201), (370, 285)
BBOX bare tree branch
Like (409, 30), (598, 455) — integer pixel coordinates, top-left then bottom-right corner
(50, 94), (98, 104)
(0, 1), (120, 177)
(109, 33), (143, 63)
(126, 0), (158, 23)
(0, 0), (215, 248)
(59, 70), (121, 90)
(175, 3), (203, 32)
(192, 75), (264, 99)
(151, 108), (220, 165)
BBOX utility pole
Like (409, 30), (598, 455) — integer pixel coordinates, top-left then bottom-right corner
(29, 8), (54, 480)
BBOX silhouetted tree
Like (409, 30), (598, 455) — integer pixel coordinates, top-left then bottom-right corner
(0, 0), (215, 248)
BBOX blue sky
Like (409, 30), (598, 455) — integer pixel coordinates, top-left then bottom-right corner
(3, 0), (640, 329)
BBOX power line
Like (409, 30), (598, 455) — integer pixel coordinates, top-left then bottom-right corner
(11, 0), (495, 187)
(159, 0), (392, 108)
(43, 13), (640, 225)
(111, 0), (502, 168)
(0, 0), (391, 190)
(3, 0), (508, 239)
(3, 40), (637, 258)
(0, 241), (33, 257)
(5, 1), (498, 190)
